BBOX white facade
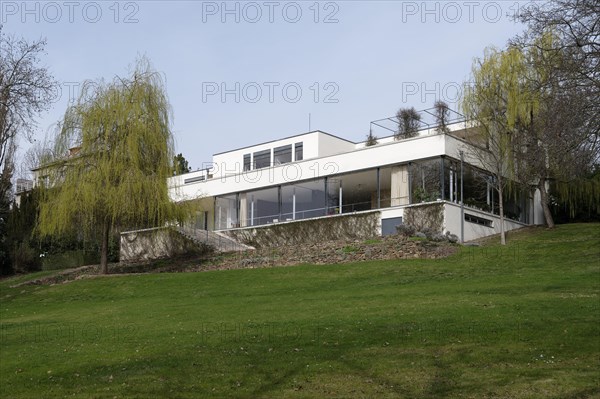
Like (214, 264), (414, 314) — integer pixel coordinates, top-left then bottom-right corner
(170, 126), (470, 200)
(168, 122), (545, 241)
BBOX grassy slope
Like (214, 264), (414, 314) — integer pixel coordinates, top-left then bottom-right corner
(0, 224), (598, 398)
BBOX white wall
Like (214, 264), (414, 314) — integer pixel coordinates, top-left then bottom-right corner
(380, 207), (404, 220)
(210, 132), (321, 178)
(317, 132), (355, 156)
(443, 202), (527, 242)
(170, 133), (456, 201)
(168, 168), (211, 189)
(202, 131), (355, 179)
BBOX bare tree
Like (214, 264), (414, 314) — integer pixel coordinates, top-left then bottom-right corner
(511, 35), (599, 228)
(513, 88), (594, 228)
(0, 27), (57, 201)
(511, 0), (600, 225)
(21, 137), (54, 178)
(512, 0), (599, 150)
(513, 0), (599, 89)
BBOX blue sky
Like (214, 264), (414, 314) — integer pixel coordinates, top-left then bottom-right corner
(3, 0), (536, 173)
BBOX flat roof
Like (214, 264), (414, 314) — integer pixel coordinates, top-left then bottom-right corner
(212, 130), (356, 156)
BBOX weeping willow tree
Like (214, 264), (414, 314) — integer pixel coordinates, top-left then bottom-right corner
(37, 59), (191, 273)
(462, 45), (537, 244)
(511, 32), (600, 228)
(553, 174), (600, 219)
(465, 34), (599, 232)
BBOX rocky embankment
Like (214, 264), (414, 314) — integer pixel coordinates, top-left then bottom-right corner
(13, 233), (458, 285)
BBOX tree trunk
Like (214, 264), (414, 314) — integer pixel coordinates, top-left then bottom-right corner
(538, 179), (555, 228)
(100, 221), (110, 274)
(498, 182), (506, 245)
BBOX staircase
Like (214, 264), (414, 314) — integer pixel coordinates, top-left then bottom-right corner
(177, 226), (253, 253)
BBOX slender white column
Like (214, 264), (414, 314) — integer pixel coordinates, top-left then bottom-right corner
(292, 188), (296, 220)
(250, 195), (255, 226)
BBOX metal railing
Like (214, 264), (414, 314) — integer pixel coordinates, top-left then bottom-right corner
(216, 197), (416, 230)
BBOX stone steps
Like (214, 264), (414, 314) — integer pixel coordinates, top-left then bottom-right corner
(177, 227), (253, 253)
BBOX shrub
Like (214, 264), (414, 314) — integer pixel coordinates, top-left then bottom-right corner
(445, 232), (459, 243)
(429, 233), (447, 242)
(12, 241), (41, 273)
(396, 224), (416, 237)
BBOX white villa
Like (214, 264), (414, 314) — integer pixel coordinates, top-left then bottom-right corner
(168, 110), (545, 242)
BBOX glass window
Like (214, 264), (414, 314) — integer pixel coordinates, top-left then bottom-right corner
(184, 175), (206, 184)
(294, 142), (303, 161)
(326, 178), (341, 215)
(243, 154), (251, 171)
(280, 185), (296, 222)
(253, 149), (271, 169)
(293, 179), (325, 219)
(410, 159), (442, 203)
(246, 187), (279, 226)
(465, 213), (493, 227)
(215, 195), (239, 230)
(273, 145), (292, 165)
(337, 169), (377, 213)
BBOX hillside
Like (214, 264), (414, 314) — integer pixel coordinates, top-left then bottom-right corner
(1, 224), (599, 398)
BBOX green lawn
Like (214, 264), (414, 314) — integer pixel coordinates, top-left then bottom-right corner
(1, 224), (599, 398)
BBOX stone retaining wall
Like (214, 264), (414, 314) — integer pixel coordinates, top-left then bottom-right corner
(120, 227), (207, 263)
(221, 211), (381, 248)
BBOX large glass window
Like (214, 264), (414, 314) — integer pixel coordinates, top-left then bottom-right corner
(410, 159), (442, 203)
(337, 169), (377, 212)
(253, 149), (271, 169)
(243, 179), (330, 226)
(280, 185), (296, 222)
(378, 167), (392, 208)
(246, 187), (279, 226)
(462, 166), (493, 212)
(444, 158), (460, 203)
(443, 157), (529, 223)
(294, 142), (303, 161)
(273, 145), (292, 165)
(293, 179), (325, 219)
(215, 195), (238, 230)
(326, 178), (340, 215)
